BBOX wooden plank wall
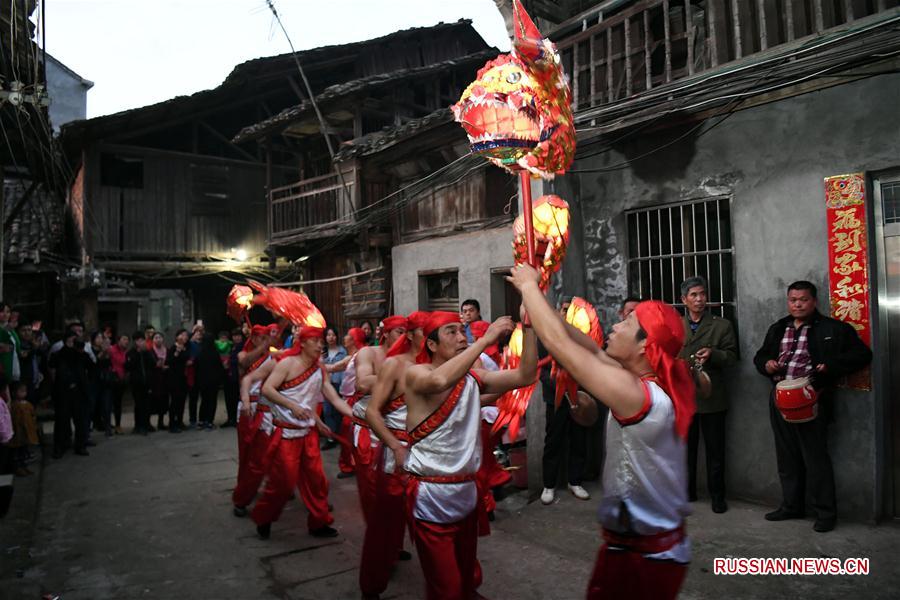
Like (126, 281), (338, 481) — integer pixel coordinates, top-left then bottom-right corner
(85, 145), (267, 257)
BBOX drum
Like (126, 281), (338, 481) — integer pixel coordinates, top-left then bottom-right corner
(774, 377), (818, 423)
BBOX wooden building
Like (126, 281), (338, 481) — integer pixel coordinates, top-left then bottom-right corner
(61, 20), (490, 336)
(233, 20), (501, 332)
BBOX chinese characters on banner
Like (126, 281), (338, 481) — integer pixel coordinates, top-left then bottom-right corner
(825, 173), (871, 390)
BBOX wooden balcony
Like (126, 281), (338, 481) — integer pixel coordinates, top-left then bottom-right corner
(558, 0), (899, 113)
(268, 169), (357, 245)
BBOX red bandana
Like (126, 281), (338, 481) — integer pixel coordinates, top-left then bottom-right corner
(634, 301), (696, 440)
(417, 311), (462, 363)
(348, 327), (368, 350)
(386, 311), (431, 359)
(380, 315), (409, 344)
(243, 324), (274, 353)
(279, 326), (324, 359)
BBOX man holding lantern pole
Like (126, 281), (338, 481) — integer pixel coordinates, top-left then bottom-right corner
(509, 262), (695, 600)
(403, 311), (537, 600)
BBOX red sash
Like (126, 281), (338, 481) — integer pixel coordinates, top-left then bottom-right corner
(278, 362), (322, 391)
(407, 373), (473, 445)
(383, 394), (406, 415)
(602, 523), (686, 555)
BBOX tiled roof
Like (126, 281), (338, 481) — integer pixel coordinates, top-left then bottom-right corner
(232, 49), (495, 143)
(332, 107), (454, 162)
(2, 179), (64, 266)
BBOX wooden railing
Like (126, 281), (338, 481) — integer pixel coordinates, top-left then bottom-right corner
(268, 170), (356, 242)
(557, 0), (897, 111)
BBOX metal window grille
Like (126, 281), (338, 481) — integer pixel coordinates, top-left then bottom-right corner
(626, 197), (736, 322)
(882, 182), (900, 225)
(421, 270), (459, 312)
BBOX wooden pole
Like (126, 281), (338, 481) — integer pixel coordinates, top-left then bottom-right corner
(519, 170), (536, 267)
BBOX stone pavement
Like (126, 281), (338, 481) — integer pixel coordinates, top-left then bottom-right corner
(2, 412), (899, 600)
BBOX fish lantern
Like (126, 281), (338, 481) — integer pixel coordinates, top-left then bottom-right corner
(248, 280), (326, 329)
(491, 324), (536, 441)
(552, 297), (603, 408)
(453, 0), (576, 268)
(512, 194), (570, 290)
(226, 284), (254, 324)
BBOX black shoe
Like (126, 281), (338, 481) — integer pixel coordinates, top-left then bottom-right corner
(813, 518), (836, 532)
(257, 523), (271, 540)
(397, 549), (412, 561)
(310, 525), (339, 538)
(221, 421), (237, 428)
(322, 440), (337, 451)
(85, 440), (97, 447)
(233, 505), (248, 518)
(74, 448), (90, 456)
(205, 423), (216, 430)
(336, 471), (355, 479)
(712, 498), (728, 514)
(487, 510), (496, 522)
(765, 508), (804, 521)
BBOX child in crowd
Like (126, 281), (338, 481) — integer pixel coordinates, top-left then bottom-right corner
(9, 382), (39, 476)
(215, 330), (233, 370)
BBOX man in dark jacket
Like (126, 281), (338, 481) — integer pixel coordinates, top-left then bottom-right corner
(127, 332), (155, 435)
(50, 328), (91, 457)
(753, 280), (871, 532)
(678, 276), (738, 514)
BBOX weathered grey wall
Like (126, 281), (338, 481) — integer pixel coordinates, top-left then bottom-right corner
(392, 227), (514, 319)
(548, 73), (900, 521)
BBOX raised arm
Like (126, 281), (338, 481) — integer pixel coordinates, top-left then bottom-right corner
(509, 265), (645, 419)
(407, 318), (513, 396)
(477, 327), (538, 394)
(326, 354), (352, 373)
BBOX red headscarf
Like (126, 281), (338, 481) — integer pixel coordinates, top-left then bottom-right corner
(469, 320), (500, 365)
(243, 324), (277, 353)
(380, 315), (409, 344)
(386, 310), (431, 359)
(348, 327), (368, 351)
(417, 311), (462, 363)
(633, 301), (695, 440)
(278, 326), (325, 359)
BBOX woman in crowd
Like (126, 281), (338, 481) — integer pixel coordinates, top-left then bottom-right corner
(89, 331), (115, 437)
(222, 328), (244, 428)
(195, 334), (224, 430)
(166, 329), (190, 433)
(360, 321), (375, 346)
(150, 332), (169, 431)
(321, 327), (347, 449)
(107, 334), (129, 434)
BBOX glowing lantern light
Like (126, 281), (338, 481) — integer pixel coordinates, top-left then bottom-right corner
(226, 284), (254, 324)
(553, 298), (603, 407)
(248, 280), (326, 328)
(512, 194), (570, 290)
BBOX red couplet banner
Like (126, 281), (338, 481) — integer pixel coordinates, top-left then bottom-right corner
(824, 173), (871, 390)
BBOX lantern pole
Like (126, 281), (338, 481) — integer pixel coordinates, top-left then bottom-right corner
(519, 171), (536, 267)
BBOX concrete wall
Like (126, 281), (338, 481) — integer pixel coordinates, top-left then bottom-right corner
(46, 55), (91, 132)
(547, 73), (900, 521)
(392, 227), (515, 319)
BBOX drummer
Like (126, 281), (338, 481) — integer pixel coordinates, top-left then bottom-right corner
(752, 280), (871, 532)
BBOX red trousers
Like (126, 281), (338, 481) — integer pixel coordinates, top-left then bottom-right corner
(586, 544), (687, 600)
(359, 448), (408, 596)
(354, 426), (378, 524)
(251, 431), (334, 531)
(411, 511), (480, 600)
(338, 416), (355, 473)
(232, 425), (271, 508)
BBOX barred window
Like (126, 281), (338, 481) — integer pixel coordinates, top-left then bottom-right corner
(626, 197), (735, 322)
(419, 269), (459, 312)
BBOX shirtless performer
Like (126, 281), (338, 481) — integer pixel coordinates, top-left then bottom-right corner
(358, 311), (429, 599)
(251, 326), (354, 540)
(509, 263), (695, 600)
(347, 315), (408, 522)
(404, 311), (536, 600)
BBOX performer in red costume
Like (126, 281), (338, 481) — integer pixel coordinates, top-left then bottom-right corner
(509, 263), (695, 600)
(404, 311), (536, 600)
(251, 326), (354, 540)
(231, 324), (278, 516)
(346, 316), (408, 523)
(358, 311), (429, 599)
(336, 327), (368, 477)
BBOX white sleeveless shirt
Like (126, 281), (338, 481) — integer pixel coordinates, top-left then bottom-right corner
(270, 365), (323, 439)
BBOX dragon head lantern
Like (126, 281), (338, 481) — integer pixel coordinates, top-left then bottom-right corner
(247, 280), (326, 329)
(452, 0), (575, 179)
(226, 284), (254, 324)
